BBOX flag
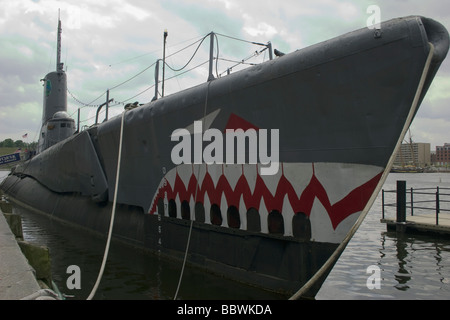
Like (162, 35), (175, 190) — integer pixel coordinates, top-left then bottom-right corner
(22, 133), (28, 139)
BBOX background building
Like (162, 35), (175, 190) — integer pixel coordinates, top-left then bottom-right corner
(435, 143), (450, 166)
(393, 142), (431, 168)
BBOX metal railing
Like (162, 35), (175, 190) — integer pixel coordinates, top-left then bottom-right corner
(382, 180), (450, 225)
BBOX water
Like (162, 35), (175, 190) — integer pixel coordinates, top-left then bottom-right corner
(0, 170), (284, 300)
(15, 209), (286, 300)
(2, 170), (450, 300)
(316, 172), (450, 300)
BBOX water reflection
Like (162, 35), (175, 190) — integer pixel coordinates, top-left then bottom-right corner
(14, 205), (287, 300)
(392, 234), (411, 291)
(5, 170), (450, 299)
(317, 173), (450, 300)
(379, 229), (450, 296)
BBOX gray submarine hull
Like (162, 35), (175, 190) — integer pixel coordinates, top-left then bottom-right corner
(2, 16), (448, 298)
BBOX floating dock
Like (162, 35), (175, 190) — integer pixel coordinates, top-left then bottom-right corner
(381, 180), (450, 237)
(381, 214), (450, 236)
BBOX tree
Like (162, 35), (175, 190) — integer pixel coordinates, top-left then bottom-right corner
(14, 140), (25, 148)
(2, 138), (14, 148)
(0, 138), (37, 150)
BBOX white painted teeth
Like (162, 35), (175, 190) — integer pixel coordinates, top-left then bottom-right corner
(149, 163), (383, 244)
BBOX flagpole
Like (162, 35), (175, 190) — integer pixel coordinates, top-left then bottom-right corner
(22, 133), (28, 150)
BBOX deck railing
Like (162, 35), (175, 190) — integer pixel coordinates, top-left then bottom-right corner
(382, 180), (450, 225)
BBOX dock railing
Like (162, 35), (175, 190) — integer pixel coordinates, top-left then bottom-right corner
(382, 180), (450, 226)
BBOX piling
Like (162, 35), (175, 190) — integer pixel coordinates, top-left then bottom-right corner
(396, 180), (407, 232)
(2, 213), (22, 241)
(17, 241), (53, 289)
(0, 201), (12, 215)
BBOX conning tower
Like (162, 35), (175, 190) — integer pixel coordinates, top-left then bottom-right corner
(37, 17), (75, 153)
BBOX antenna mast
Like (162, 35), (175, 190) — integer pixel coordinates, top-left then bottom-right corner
(162, 29), (168, 97)
(56, 9), (63, 72)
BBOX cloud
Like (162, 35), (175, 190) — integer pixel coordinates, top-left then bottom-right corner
(426, 75), (450, 102)
(410, 116), (450, 148)
(242, 15), (278, 38)
(0, 0), (449, 151)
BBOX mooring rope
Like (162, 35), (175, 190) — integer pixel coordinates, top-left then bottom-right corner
(173, 80), (212, 299)
(289, 42), (436, 300)
(87, 110), (127, 300)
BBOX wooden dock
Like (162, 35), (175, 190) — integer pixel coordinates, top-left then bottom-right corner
(381, 180), (450, 237)
(381, 213), (450, 236)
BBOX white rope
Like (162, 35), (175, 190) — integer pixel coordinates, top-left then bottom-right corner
(87, 111), (127, 300)
(173, 219), (193, 300)
(173, 81), (212, 299)
(289, 42), (435, 300)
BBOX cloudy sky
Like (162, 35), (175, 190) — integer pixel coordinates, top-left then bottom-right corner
(0, 0), (449, 149)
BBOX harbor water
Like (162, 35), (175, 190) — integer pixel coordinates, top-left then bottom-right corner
(1, 170), (450, 300)
(317, 172), (450, 300)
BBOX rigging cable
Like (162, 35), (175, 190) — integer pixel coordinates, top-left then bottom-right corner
(215, 32), (268, 47)
(69, 31), (269, 122)
(217, 46), (268, 77)
(164, 32), (220, 81)
(164, 33), (211, 73)
(109, 61), (157, 91)
(108, 34), (205, 67)
(68, 88), (106, 108)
